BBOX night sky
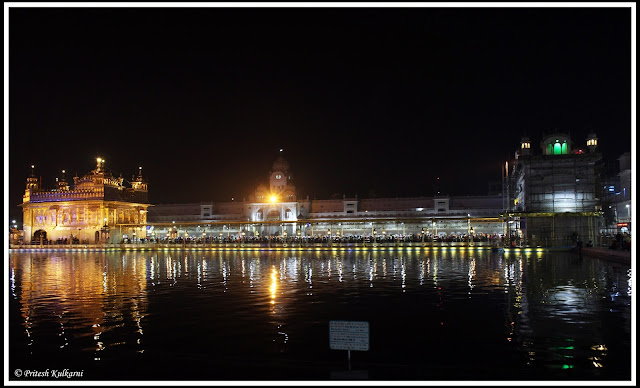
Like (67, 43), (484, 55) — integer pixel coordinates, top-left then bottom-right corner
(7, 6), (632, 222)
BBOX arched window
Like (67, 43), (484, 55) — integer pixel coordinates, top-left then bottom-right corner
(544, 136), (571, 155)
(549, 140), (568, 155)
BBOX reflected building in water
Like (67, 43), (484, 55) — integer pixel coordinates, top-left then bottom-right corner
(9, 248), (631, 379)
(10, 252), (149, 360)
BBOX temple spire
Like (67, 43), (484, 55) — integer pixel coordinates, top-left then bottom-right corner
(96, 157), (105, 172)
(23, 164), (40, 202)
(131, 165), (148, 191)
(57, 169), (70, 191)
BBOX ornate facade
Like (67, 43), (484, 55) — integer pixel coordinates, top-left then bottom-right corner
(20, 158), (150, 243)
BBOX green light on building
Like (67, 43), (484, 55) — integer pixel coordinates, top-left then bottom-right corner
(554, 142), (562, 155)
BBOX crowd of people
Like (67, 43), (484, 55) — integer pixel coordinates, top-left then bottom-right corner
(29, 237), (87, 245)
(22, 231), (630, 249)
(120, 233), (504, 245)
(606, 232), (632, 251)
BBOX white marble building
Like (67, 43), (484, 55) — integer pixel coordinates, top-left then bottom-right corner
(147, 152), (505, 240)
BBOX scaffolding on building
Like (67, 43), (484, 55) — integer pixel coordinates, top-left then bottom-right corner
(501, 211), (603, 247)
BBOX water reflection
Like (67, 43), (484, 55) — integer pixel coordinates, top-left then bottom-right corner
(11, 253), (148, 362)
(9, 249), (631, 380)
(270, 266), (278, 304)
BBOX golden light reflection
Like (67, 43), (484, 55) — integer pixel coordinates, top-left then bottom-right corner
(12, 252), (148, 358)
(468, 258), (476, 291)
(400, 258), (406, 291)
(270, 266), (278, 304)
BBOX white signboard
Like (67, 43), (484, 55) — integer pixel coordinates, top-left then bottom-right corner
(329, 320), (370, 351)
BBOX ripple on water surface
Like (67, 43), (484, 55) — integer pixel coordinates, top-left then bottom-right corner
(8, 249), (631, 381)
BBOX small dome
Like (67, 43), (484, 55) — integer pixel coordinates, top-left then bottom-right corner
(272, 155), (290, 172)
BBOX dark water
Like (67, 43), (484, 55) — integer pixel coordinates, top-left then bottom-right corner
(8, 248), (632, 381)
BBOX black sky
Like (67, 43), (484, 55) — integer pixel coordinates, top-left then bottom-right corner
(7, 6), (632, 221)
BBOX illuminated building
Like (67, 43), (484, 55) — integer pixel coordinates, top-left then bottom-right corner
(614, 152), (632, 233)
(20, 158), (150, 243)
(505, 132), (604, 246)
(149, 151), (505, 239)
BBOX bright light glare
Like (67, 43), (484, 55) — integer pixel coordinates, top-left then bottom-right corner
(270, 195), (277, 203)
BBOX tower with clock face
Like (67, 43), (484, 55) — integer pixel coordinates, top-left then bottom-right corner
(270, 171), (287, 193)
(269, 154), (293, 196)
(246, 151), (299, 235)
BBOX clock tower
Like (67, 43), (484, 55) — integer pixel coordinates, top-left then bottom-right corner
(269, 150), (293, 195)
(245, 150), (299, 235)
